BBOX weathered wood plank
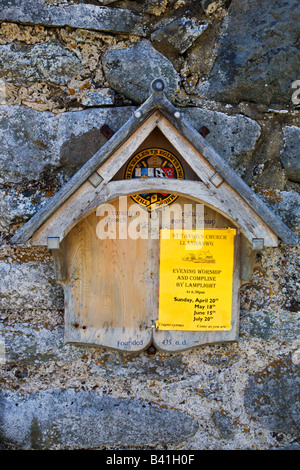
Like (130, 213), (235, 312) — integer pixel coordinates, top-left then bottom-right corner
(97, 111), (163, 181)
(77, 179), (279, 246)
(157, 116), (215, 184)
(51, 248), (67, 281)
(64, 206), (156, 351)
(31, 179), (214, 245)
(240, 236), (257, 283)
(31, 177), (279, 247)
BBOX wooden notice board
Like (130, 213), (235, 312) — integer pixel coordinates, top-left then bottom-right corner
(63, 196), (240, 352)
(11, 81), (296, 354)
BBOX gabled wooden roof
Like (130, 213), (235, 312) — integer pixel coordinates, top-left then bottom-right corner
(11, 78), (298, 247)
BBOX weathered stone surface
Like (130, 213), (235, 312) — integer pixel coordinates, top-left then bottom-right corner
(258, 190), (300, 232)
(281, 126), (300, 183)
(0, 321), (65, 366)
(0, 105), (135, 184)
(240, 311), (300, 341)
(198, 0), (300, 104)
(81, 89), (115, 107)
(0, 187), (51, 232)
(0, 41), (84, 86)
(90, 352), (185, 379)
(0, 314), (185, 376)
(103, 40), (180, 104)
(183, 20), (222, 86)
(200, 0), (229, 17)
(144, 0), (168, 17)
(244, 356), (300, 435)
(0, 190), (36, 231)
(211, 410), (235, 439)
(273, 191), (300, 232)
(151, 17), (209, 54)
(0, 257), (63, 310)
(95, 0), (119, 4)
(0, 0), (143, 34)
(0, 388), (198, 449)
(240, 242), (300, 315)
(271, 442), (300, 450)
(181, 107), (261, 173)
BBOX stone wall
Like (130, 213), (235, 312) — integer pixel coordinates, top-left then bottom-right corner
(0, 0), (299, 450)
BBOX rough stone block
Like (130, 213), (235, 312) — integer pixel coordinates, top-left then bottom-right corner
(198, 0), (300, 104)
(258, 190), (300, 232)
(0, 105), (135, 184)
(0, 41), (84, 86)
(151, 17), (209, 54)
(281, 126), (300, 183)
(0, 0), (143, 34)
(0, 322), (64, 366)
(103, 40), (180, 104)
(0, 257), (63, 310)
(0, 188), (49, 232)
(244, 356), (300, 436)
(240, 311), (300, 341)
(81, 89), (115, 107)
(0, 389), (198, 449)
(181, 107), (261, 173)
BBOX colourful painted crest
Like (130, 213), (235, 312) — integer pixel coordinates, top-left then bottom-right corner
(124, 148), (184, 210)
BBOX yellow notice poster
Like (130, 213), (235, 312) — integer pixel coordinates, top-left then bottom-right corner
(157, 229), (236, 331)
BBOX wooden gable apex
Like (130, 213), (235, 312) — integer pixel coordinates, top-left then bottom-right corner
(11, 78), (298, 249)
